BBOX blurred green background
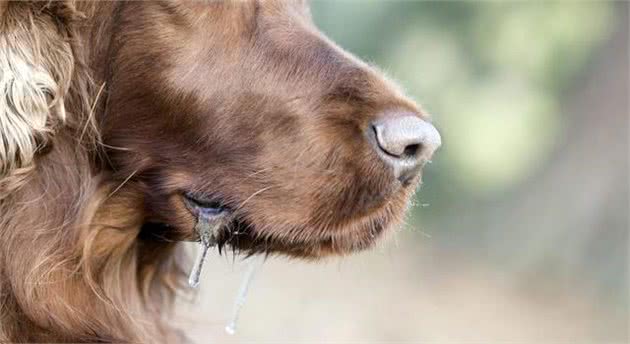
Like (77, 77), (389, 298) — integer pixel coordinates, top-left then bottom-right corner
(312, 0), (614, 195)
(182, 1), (628, 343)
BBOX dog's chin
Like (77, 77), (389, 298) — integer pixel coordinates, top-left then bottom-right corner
(178, 183), (412, 259)
(211, 219), (388, 259)
(214, 195), (404, 259)
(213, 217), (389, 259)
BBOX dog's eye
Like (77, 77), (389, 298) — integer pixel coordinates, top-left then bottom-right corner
(183, 192), (227, 214)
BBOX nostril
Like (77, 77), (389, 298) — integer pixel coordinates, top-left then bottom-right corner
(402, 143), (421, 158)
(369, 113), (441, 183)
(371, 115), (439, 159)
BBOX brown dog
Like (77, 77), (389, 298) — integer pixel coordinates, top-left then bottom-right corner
(0, 1), (440, 342)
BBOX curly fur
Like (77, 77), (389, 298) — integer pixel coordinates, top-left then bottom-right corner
(0, 1), (98, 198)
(0, 2), (181, 342)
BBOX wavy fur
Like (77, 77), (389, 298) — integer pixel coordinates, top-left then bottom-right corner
(0, 2), (70, 182)
(0, 2), (184, 342)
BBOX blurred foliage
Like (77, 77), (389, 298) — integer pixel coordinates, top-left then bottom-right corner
(311, 1), (614, 204)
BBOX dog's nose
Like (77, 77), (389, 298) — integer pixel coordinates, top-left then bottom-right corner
(370, 114), (441, 184)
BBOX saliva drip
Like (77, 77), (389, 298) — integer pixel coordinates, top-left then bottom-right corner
(187, 209), (264, 335)
(188, 210), (225, 288)
(225, 254), (265, 335)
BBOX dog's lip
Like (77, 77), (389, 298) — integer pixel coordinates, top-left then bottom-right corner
(180, 187), (399, 257)
(182, 192), (232, 217)
(218, 216), (386, 258)
(215, 197), (395, 258)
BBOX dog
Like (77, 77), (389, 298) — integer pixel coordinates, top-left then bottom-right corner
(0, 1), (440, 342)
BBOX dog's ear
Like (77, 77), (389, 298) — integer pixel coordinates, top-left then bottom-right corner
(0, 1), (78, 178)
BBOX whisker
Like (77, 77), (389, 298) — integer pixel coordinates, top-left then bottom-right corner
(78, 82), (106, 144)
(106, 168), (140, 199)
(233, 186), (274, 213)
(100, 143), (133, 152)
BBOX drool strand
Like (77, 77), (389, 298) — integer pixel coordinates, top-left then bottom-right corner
(188, 211), (224, 288)
(225, 254), (265, 335)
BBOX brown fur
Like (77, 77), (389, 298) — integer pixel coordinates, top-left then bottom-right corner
(0, 1), (431, 342)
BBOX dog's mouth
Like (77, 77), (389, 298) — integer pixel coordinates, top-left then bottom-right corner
(182, 192), (230, 217)
(181, 192), (389, 259)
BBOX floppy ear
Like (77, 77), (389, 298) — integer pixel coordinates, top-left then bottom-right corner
(0, 1), (77, 178)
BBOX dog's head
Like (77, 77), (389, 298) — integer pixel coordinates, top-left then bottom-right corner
(102, 1), (440, 258)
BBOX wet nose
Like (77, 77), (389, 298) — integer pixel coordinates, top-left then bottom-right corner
(370, 114), (441, 184)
